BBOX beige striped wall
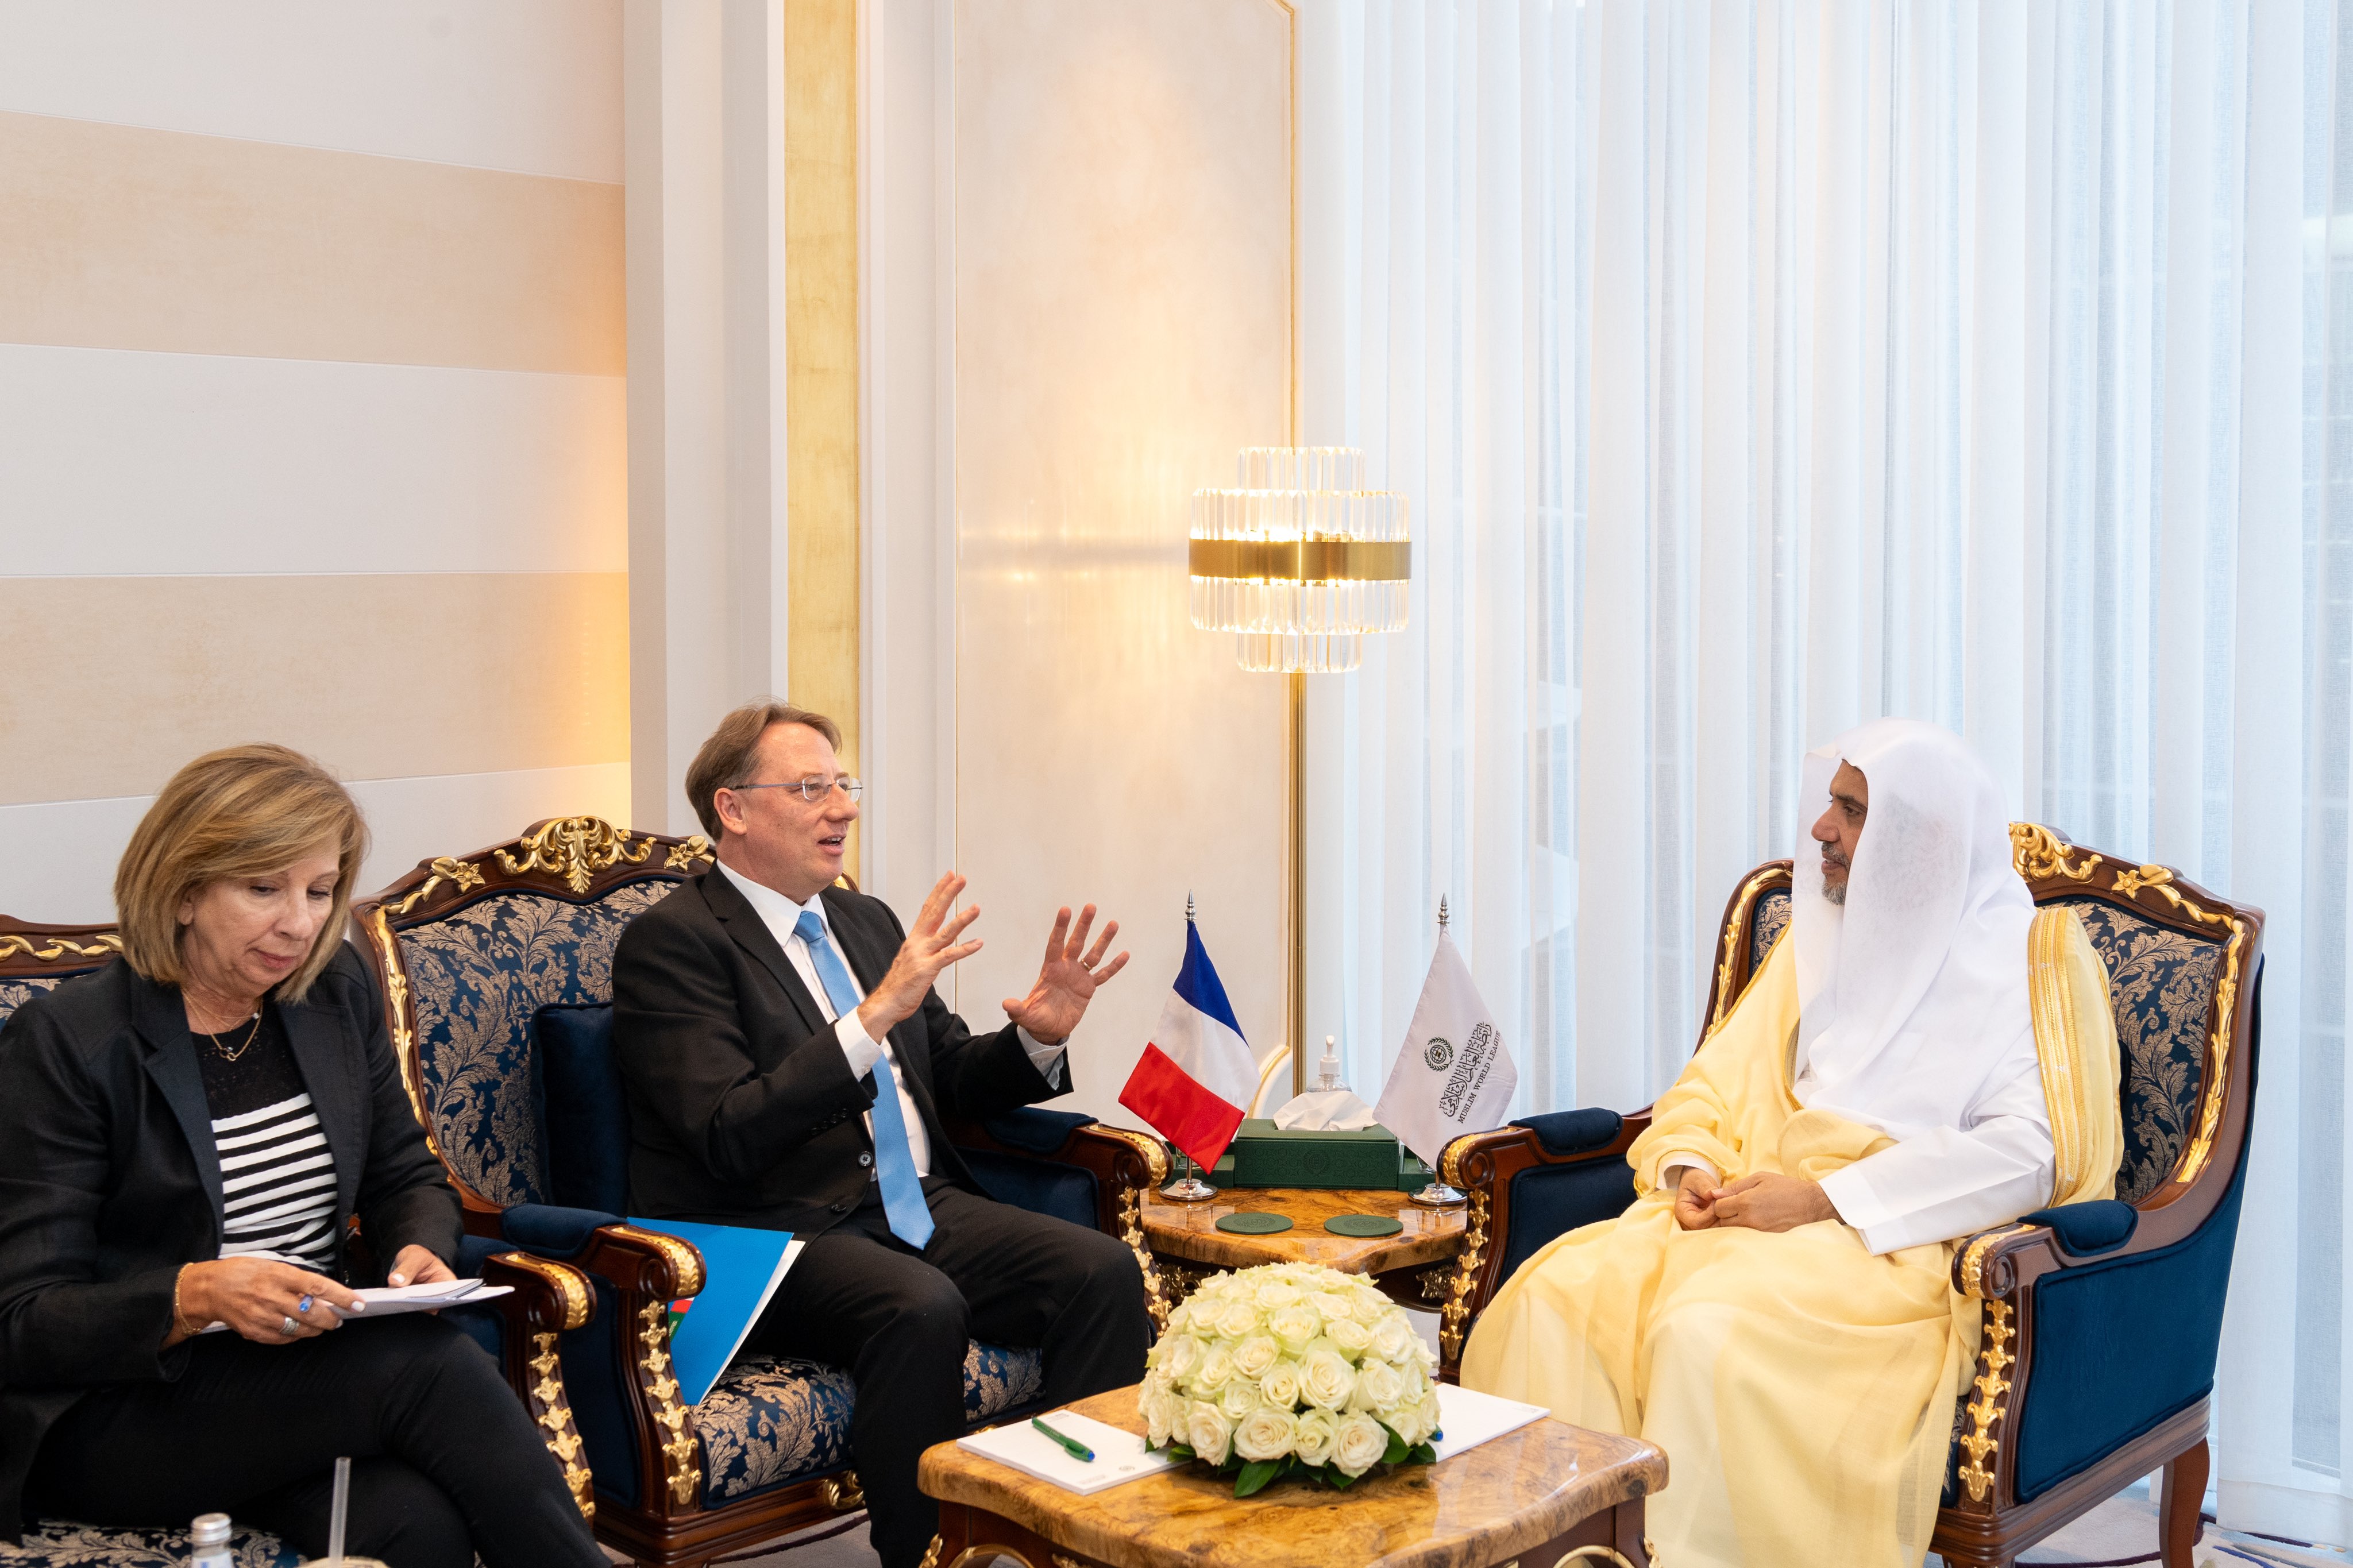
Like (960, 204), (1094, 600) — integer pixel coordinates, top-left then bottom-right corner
(0, 4), (630, 921)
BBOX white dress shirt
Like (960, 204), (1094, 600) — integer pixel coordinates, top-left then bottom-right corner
(716, 861), (1067, 1177)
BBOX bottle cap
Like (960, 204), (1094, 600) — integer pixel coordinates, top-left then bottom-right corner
(191, 1514), (231, 1547)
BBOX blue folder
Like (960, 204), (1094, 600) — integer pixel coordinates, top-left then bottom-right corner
(628, 1217), (801, 1405)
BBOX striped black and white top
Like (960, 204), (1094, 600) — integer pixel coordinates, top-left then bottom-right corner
(194, 1007), (340, 1269)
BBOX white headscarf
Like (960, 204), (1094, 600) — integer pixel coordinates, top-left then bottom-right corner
(1791, 718), (2035, 1140)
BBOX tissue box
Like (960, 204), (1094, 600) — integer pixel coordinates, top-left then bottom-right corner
(1221, 1118), (1403, 1189)
(1200, 1130), (1441, 1191)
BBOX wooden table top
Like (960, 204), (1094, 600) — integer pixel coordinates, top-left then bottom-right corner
(919, 1385), (1666, 1568)
(1140, 1186), (1468, 1276)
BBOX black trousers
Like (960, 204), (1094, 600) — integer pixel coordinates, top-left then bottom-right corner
(28, 1314), (604, 1568)
(749, 1179), (1151, 1568)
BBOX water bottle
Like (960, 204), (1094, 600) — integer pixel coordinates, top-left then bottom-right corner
(188, 1513), (232, 1568)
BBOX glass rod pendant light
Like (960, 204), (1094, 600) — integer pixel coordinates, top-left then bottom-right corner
(1187, 447), (1410, 673)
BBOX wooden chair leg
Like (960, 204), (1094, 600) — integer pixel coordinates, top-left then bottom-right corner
(2159, 1438), (2210, 1568)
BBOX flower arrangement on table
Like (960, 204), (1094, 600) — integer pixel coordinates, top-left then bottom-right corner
(1137, 1261), (1441, 1497)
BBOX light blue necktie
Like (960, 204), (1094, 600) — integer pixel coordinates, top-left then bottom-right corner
(795, 909), (935, 1250)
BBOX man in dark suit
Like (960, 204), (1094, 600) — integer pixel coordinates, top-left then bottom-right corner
(612, 700), (1152, 1568)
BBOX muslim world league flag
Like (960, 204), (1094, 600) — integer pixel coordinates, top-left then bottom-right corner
(1118, 919), (1256, 1170)
(1374, 932), (1521, 1168)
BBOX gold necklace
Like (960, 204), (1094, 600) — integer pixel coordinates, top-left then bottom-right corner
(204, 1011), (263, 1063)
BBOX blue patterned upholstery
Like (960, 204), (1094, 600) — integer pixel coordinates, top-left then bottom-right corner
(693, 1342), (1043, 1505)
(2046, 896), (2224, 1205)
(695, 1357), (855, 1505)
(396, 882), (683, 1206)
(1749, 887), (1792, 975)
(0, 972), (81, 1026)
(0, 1523), (296, 1568)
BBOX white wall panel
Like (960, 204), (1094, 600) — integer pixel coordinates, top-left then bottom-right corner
(0, 346), (625, 576)
(0, 763), (633, 924)
(0, 1), (623, 183)
(948, 0), (1292, 1123)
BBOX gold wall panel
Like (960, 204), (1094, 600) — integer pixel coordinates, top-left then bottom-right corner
(0, 573), (629, 805)
(786, 0), (863, 878)
(0, 111), (624, 375)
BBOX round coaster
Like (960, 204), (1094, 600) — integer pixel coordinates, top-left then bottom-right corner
(1324, 1213), (1404, 1238)
(1215, 1211), (1295, 1235)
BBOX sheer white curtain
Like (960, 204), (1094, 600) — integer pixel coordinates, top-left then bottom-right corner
(1300, 0), (2335, 1540)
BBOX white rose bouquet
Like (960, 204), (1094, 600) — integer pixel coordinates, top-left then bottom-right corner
(1137, 1262), (1442, 1497)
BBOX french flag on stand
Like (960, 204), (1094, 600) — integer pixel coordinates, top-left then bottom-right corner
(1117, 917), (1256, 1171)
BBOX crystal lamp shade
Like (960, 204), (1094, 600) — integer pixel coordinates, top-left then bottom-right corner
(1188, 447), (1411, 674)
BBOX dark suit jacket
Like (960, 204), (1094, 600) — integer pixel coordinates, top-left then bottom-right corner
(612, 867), (1064, 1235)
(0, 944), (461, 1540)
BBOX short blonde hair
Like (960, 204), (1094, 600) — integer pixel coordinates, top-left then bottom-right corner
(685, 700), (843, 841)
(114, 745), (369, 1003)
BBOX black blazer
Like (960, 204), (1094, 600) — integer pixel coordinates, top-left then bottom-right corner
(0, 945), (461, 1540)
(612, 867), (1064, 1236)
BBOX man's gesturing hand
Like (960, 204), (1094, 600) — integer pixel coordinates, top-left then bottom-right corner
(855, 873), (983, 1040)
(1002, 905), (1130, 1045)
(1707, 1171), (1837, 1233)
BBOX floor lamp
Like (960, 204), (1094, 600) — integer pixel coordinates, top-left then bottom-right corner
(1189, 446), (1409, 1100)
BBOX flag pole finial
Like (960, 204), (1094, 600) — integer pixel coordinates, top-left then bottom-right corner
(1186, 891), (1196, 923)
(1438, 895), (1450, 932)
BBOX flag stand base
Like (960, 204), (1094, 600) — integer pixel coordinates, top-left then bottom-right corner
(1410, 1181), (1465, 1207)
(1161, 1153), (1218, 1203)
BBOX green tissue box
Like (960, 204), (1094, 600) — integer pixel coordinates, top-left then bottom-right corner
(1205, 1128), (1440, 1189)
(1225, 1119), (1401, 1190)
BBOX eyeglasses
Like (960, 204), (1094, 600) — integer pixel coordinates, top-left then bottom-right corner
(730, 776), (865, 804)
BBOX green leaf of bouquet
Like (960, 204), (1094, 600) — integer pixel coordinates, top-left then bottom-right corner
(1234, 1460), (1283, 1498)
(1407, 1442), (1437, 1465)
(1168, 1444), (1196, 1461)
(1381, 1429), (1408, 1465)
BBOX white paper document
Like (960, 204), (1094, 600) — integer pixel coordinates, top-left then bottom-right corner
(1428, 1381), (1550, 1461)
(955, 1408), (1187, 1496)
(199, 1277), (514, 1333)
(328, 1279), (513, 1318)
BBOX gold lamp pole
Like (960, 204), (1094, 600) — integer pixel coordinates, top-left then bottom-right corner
(1190, 447), (1409, 1094)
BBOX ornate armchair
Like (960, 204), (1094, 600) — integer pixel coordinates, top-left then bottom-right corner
(348, 817), (1169, 1567)
(0, 916), (592, 1567)
(1434, 825), (2261, 1568)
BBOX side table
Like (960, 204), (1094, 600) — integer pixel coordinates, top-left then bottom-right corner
(917, 1384), (1664, 1568)
(1140, 1187), (1468, 1314)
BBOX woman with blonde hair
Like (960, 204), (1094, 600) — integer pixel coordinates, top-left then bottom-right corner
(0, 746), (604, 1568)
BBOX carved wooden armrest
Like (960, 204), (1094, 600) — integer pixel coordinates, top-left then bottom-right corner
(476, 1251), (598, 1519)
(1945, 1204), (2196, 1516)
(533, 1221), (712, 1517)
(1434, 1112), (1651, 1383)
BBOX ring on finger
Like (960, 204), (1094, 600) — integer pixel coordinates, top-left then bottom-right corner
(280, 1315), (300, 1336)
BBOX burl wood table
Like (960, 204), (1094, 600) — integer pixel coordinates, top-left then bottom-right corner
(1140, 1187), (1469, 1310)
(917, 1385), (1664, 1568)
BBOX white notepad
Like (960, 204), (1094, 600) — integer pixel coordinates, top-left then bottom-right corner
(1427, 1381), (1550, 1460)
(955, 1409), (1187, 1495)
(955, 1385), (1551, 1497)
